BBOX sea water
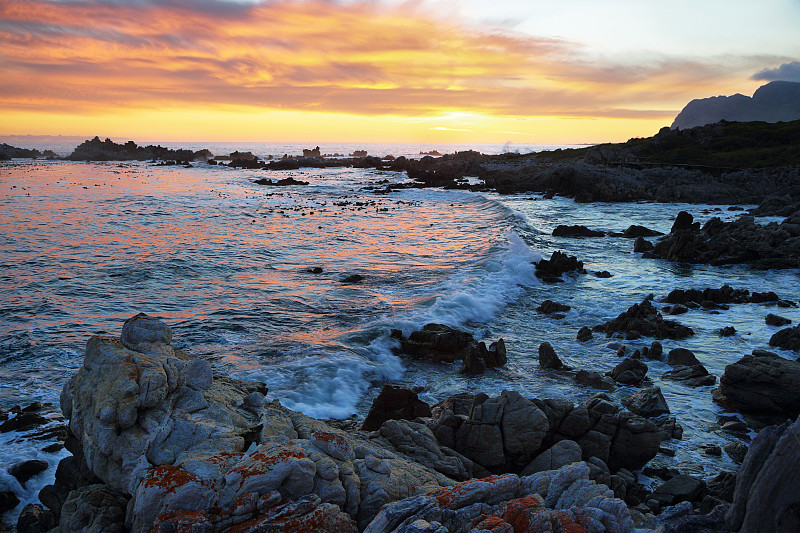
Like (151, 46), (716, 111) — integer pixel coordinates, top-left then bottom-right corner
(1, 154), (798, 524)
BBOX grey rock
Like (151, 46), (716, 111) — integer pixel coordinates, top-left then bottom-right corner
(714, 351), (800, 419)
(662, 364), (717, 387)
(652, 474), (705, 506)
(667, 348), (701, 366)
(607, 358), (648, 386)
(538, 342), (564, 370)
(621, 387), (670, 417)
(55, 484), (128, 533)
(723, 441), (748, 464)
(520, 440), (582, 476)
(727, 417), (800, 532)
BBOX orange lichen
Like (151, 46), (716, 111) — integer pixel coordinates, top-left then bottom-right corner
(472, 513), (511, 531)
(501, 495), (545, 532)
(427, 474), (509, 509)
(141, 464), (203, 491)
(153, 509), (209, 533)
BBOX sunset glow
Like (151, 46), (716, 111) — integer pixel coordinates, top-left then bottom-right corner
(2, 0), (798, 143)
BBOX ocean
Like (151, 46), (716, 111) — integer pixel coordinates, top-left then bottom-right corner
(1, 143), (798, 524)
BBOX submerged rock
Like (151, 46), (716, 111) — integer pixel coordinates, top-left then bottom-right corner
(597, 299), (694, 340)
(534, 251), (586, 282)
(552, 224), (604, 237)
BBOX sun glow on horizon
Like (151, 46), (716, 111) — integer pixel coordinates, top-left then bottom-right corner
(1, 0), (797, 143)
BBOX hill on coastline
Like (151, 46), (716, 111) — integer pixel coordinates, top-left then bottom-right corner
(671, 81), (800, 130)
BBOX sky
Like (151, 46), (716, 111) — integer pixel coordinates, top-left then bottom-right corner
(1, 0), (799, 144)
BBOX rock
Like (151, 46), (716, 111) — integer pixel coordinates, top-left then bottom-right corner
(39, 449), (101, 517)
(633, 236), (654, 253)
(723, 441), (748, 464)
(652, 474), (705, 507)
(574, 370), (615, 391)
(608, 412), (663, 471)
(706, 471), (736, 503)
(341, 274), (364, 283)
(537, 342), (564, 370)
(666, 348), (700, 366)
(520, 440), (582, 476)
(552, 225), (604, 237)
(0, 412), (48, 433)
(595, 270), (613, 278)
(598, 299), (694, 340)
(607, 358), (648, 386)
(621, 387), (670, 417)
(720, 326), (737, 336)
(534, 251), (586, 281)
(8, 459), (49, 486)
(536, 300), (571, 314)
(361, 385), (432, 432)
(0, 490), (20, 515)
(721, 420), (748, 433)
(726, 417), (800, 532)
(576, 326), (593, 342)
(16, 504), (56, 533)
(667, 304), (688, 315)
(671, 211), (699, 233)
(714, 351), (800, 420)
(770, 324), (800, 350)
(662, 364), (716, 387)
(703, 444), (722, 456)
(648, 341), (663, 360)
(307, 266), (323, 273)
(55, 484), (129, 533)
(657, 502), (729, 533)
(397, 324), (474, 363)
(623, 225), (663, 238)
(766, 313), (792, 327)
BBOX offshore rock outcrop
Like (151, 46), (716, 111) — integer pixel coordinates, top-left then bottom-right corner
(393, 324), (506, 375)
(649, 211), (800, 269)
(594, 299), (694, 340)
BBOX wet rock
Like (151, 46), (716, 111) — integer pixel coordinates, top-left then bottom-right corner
(714, 351), (800, 420)
(633, 236), (655, 252)
(552, 224), (604, 237)
(341, 274), (365, 283)
(39, 446), (100, 517)
(537, 342), (564, 370)
(621, 224), (662, 238)
(719, 326), (737, 336)
(574, 370), (615, 391)
(361, 385), (432, 432)
(657, 502), (729, 533)
(727, 417), (800, 532)
(766, 313), (792, 326)
(769, 324), (800, 350)
(306, 266), (323, 273)
(576, 326), (593, 342)
(0, 490), (19, 515)
(534, 251), (586, 281)
(598, 299), (694, 340)
(16, 504), (56, 533)
(594, 270), (613, 278)
(667, 348), (700, 367)
(536, 300), (570, 314)
(665, 284), (751, 305)
(648, 341), (663, 360)
(621, 387), (669, 417)
(8, 459), (48, 487)
(0, 412), (48, 433)
(721, 420), (747, 433)
(607, 357), (648, 386)
(396, 324), (474, 363)
(707, 472), (736, 503)
(662, 364), (716, 387)
(703, 444), (722, 456)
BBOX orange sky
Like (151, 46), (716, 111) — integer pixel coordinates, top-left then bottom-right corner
(1, 0), (797, 144)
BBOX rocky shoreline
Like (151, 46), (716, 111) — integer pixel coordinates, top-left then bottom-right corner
(2, 312), (799, 533)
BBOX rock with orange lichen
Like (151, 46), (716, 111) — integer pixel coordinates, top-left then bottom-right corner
(362, 462), (640, 533)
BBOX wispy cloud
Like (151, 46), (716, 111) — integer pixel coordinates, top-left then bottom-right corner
(0, 0), (776, 121)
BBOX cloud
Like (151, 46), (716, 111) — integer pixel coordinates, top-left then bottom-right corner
(0, 0), (763, 120)
(752, 61), (800, 82)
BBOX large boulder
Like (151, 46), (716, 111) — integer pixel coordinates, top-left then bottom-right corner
(726, 417), (800, 532)
(394, 324), (506, 372)
(607, 358), (648, 386)
(770, 324), (800, 351)
(534, 251), (586, 281)
(713, 351), (800, 421)
(621, 387), (670, 417)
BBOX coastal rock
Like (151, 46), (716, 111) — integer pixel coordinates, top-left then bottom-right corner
(621, 387), (669, 417)
(534, 251), (586, 282)
(622, 225), (663, 238)
(60, 315), (461, 533)
(607, 358), (648, 386)
(55, 484), (129, 533)
(661, 364), (716, 387)
(576, 326), (593, 342)
(0, 490), (20, 515)
(536, 300), (571, 314)
(598, 299), (694, 340)
(9, 460), (49, 487)
(727, 417), (800, 532)
(537, 342), (564, 370)
(723, 441), (748, 464)
(714, 351), (800, 420)
(769, 324), (800, 350)
(652, 475), (705, 507)
(395, 325), (505, 371)
(633, 237), (654, 253)
(574, 370), (615, 391)
(666, 348), (700, 367)
(361, 385), (432, 432)
(664, 284), (751, 305)
(552, 225), (604, 237)
(16, 504), (56, 533)
(719, 326), (737, 336)
(766, 313), (791, 327)
(519, 440), (582, 476)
